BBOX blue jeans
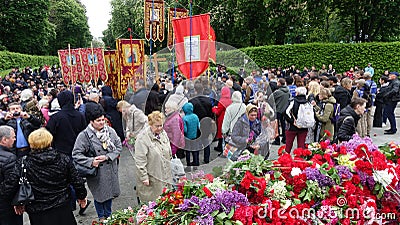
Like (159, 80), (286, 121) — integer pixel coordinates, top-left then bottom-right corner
(94, 199), (112, 219)
(383, 101), (397, 132)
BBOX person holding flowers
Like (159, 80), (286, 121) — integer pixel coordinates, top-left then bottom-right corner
(311, 88), (336, 141)
(230, 104), (266, 155)
(134, 111), (172, 203)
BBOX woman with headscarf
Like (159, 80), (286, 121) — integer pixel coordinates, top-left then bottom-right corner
(230, 104), (266, 155)
(165, 85), (188, 113)
(134, 111), (172, 202)
(72, 103), (121, 222)
(100, 86), (124, 141)
(212, 86), (232, 152)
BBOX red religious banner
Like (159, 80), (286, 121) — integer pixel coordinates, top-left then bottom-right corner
(58, 49), (83, 85)
(80, 48), (108, 83)
(144, 0), (165, 42)
(116, 39), (145, 99)
(104, 50), (119, 98)
(167, 8), (188, 50)
(172, 14), (216, 80)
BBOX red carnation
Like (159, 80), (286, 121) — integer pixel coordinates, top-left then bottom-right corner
(339, 146), (347, 155)
(202, 186), (213, 197)
(324, 129), (332, 137)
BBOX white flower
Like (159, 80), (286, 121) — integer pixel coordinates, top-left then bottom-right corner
(290, 167), (302, 177)
(373, 168), (397, 190)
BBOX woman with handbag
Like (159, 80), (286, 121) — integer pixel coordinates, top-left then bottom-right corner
(0, 128), (88, 225)
(134, 111), (173, 203)
(72, 102), (122, 222)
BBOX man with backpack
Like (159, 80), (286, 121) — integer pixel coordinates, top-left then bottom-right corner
(284, 87), (314, 153)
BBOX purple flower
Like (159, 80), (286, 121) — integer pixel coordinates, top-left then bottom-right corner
(340, 134), (378, 152)
(197, 190), (249, 215)
(180, 196), (200, 211)
(305, 168), (335, 187)
(195, 214), (214, 225)
(335, 166), (353, 181)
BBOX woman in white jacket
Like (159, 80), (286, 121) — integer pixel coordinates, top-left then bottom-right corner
(222, 91), (246, 136)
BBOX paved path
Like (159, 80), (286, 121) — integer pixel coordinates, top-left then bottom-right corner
(23, 107), (400, 224)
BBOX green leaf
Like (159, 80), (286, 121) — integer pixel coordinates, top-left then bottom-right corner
(274, 171), (282, 179)
(228, 208), (235, 218)
(217, 212), (228, 220)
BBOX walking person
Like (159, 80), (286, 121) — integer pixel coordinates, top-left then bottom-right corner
(182, 102), (201, 166)
(272, 78), (290, 145)
(72, 103), (122, 222)
(284, 87), (309, 153)
(134, 111), (172, 202)
(45, 90), (89, 215)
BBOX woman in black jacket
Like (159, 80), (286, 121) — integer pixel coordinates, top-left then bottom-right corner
(337, 97), (367, 142)
(0, 128), (87, 225)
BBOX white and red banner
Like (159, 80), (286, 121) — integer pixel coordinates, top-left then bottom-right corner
(172, 14), (216, 80)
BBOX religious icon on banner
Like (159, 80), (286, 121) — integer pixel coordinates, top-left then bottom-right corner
(184, 36), (200, 61)
(67, 55), (77, 66)
(88, 54), (98, 65)
(58, 49), (83, 85)
(144, 0), (165, 42)
(124, 47), (138, 65)
(167, 8), (188, 50)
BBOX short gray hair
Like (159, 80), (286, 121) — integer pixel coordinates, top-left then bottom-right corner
(0, 125), (14, 140)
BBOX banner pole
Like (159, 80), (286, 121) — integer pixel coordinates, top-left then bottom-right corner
(128, 28), (136, 91)
(189, 0), (192, 80)
(68, 43), (72, 92)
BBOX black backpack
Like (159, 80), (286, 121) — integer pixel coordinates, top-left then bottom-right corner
(362, 84), (373, 108)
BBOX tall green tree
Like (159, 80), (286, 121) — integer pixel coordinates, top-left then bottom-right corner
(0, 0), (55, 55)
(49, 0), (92, 54)
(334, 0), (400, 42)
(102, 0), (143, 48)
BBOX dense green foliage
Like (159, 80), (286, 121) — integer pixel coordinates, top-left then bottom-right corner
(0, 51), (58, 72)
(241, 42), (400, 76)
(0, 0), (91, 55)
(104, 0), (400, 49)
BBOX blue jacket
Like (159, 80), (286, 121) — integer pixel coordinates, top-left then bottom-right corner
(182, 102), (200, 140)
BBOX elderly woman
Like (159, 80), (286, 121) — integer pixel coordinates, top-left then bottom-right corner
(163, 100), (185, 156)
(0, 128), (87, 225)
(134, 111), (172, 202)
(72, 102), (121, 222)
(116, 100), (148, 141)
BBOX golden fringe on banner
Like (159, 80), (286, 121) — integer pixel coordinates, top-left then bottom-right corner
(144, 0), (165, 42)
(167, 8), (188, 50)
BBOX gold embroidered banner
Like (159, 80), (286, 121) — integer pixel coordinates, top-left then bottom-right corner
(144, 0), (165, 42)
(116, 39), (145, 99)
(58, 49), (83, 85)
(167, 8), (188, 50)
(104, 50), (119, 97)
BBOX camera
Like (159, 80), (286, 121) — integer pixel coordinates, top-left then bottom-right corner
(13, 112), (20, 117)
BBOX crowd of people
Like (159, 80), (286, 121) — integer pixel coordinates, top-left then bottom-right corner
(0, 62), (399, 224)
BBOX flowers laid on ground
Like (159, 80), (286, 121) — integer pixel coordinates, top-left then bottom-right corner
(104, 134), (400, 225)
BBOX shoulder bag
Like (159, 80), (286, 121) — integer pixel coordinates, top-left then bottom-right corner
(73, 131), (98, 177)
(12, 156), (35, 206)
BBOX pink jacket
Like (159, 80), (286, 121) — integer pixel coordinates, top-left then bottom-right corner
(164, 111), (185, 155)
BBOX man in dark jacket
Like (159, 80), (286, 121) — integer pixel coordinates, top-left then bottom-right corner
(0, 125), (22, 225)
(337, 97), (367, 142)
(128, 79), (149, 113)
(46, 90), (87, 156)
(330, 76), (351, 109)
(45, 90), (89, 214)
(272, 78), (290, 145)
(382, 72), (400, 134)
(0, 102), (41, 158)
(189, 83), (214, 163)
(100, 86), (124, 141)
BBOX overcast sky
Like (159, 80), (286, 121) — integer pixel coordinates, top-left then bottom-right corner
(81, 0), (112, 38)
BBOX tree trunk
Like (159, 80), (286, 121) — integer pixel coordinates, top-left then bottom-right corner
(275, 27), (286, 45)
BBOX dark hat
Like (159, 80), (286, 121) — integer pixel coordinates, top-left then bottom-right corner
(85, 102), (105, 122)
(328, 76), (338, 83)
(222, 75), (229, 80)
